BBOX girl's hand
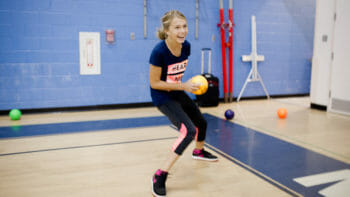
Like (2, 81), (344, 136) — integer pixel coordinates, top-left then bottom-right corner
(182, 79), (199, 93)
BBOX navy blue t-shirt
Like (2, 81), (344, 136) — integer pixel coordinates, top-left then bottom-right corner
(149, 40), (191, 106)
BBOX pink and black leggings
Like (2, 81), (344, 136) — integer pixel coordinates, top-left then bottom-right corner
(157, 93), (207, 155)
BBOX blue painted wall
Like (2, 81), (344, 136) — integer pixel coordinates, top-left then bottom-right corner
(0, 0), (315, 110)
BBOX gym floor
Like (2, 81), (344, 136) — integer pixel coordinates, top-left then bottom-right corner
(0, 96), (349, 197)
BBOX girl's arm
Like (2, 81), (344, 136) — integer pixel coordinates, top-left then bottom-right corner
(149, 64), (198, 92)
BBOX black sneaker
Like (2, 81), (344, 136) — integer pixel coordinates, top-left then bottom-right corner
(192, 148), (218, 161)
(152, 169), (168, 197)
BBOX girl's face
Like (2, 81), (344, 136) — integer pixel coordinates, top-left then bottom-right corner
(166, 17), (188, 44)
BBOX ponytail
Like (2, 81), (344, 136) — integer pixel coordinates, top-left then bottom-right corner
(157, 28), (168, 40)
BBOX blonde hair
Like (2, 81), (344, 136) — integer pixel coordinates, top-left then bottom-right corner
(157, 10), (187, 40)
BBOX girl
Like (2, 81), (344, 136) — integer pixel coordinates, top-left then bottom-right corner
(149, 10), (218, 197)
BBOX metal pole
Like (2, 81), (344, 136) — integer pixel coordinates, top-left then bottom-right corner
(201, 50), (204, 74)
(195, 0), (199, 39)
(219, 0), (228, 102)
(144, 0), (147, 38)
(228, 0), (234, 102)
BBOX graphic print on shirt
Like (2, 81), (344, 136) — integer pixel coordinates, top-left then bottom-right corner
(166, 60), (188, 83)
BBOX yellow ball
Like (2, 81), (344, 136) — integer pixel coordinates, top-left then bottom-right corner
(191, 75), (208, 95)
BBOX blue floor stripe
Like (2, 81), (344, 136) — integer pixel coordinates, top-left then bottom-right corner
(203, 114), (350, 197)
(204, 145), (300, 197)
(0, 116), (170, 139)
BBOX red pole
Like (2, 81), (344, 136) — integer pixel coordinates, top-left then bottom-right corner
(219, 0), (228, 102)
(228, 0), (233, 102)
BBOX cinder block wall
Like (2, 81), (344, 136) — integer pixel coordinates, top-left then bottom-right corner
(0, 0), (315, 110)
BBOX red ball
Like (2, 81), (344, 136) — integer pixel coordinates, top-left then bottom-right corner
(277, 108), (287, 119)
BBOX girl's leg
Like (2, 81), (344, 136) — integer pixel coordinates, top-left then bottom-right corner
(195, 140), (205, 150)
(175, 92), (207, 142)
(152, 99), (198, 196)
(158, 100), (198, 156)
(174, 92), (218, 161)
(161, 151), (179, 172)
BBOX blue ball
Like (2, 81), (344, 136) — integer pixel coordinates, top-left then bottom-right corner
(225, 109), (234, 120)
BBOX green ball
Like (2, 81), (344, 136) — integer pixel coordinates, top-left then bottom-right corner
(9, 109), (22, 120)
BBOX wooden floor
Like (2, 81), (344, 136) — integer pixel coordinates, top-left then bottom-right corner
(0, 97), (349, 197)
